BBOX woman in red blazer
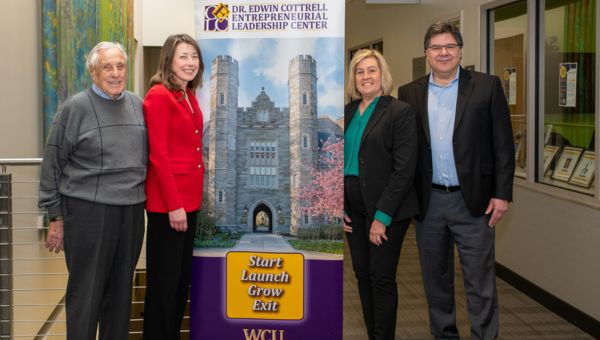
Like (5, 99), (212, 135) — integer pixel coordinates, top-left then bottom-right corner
(143, 33), (204, 340)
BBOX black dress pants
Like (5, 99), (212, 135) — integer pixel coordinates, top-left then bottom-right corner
(345, 176), (410, 340)
(143, 211), (197, 340)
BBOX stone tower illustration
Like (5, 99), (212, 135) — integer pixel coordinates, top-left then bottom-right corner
(208, 55), (239, 227)
(288, 55), (318, 234)
(205, 54), (329, 234)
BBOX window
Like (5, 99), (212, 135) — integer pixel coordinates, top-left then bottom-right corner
(217, 189), (224, 203)
(248, 141), (278, 188)
(303, 213), (309, 225)
(302, 134), (309, 150)
(485, 0), (597, 197)
(228, 135), (235, 150)
(219, 92), (225, 105)
(257, 111), (268, 122)
(488, 1), (528, 178)
(539, 0), (596, 195)
(302, 92), (308, 105)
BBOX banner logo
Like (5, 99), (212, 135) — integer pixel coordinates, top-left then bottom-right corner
(204, 3), (330, 32)
(205, 3), (230, 31)
(243, 329), (285, 340)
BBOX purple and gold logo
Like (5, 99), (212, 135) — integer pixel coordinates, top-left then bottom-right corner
(205, 3), (230, 31)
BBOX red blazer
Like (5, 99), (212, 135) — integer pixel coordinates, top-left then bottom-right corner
(144, 84), (204, 213)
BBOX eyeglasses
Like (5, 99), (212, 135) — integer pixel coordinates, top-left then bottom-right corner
(427, 44), (460, 53)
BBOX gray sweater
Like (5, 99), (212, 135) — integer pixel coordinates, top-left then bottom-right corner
(39, 89), (148, 218)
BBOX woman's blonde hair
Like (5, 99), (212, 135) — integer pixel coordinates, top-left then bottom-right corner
(346, 49), (393, 99)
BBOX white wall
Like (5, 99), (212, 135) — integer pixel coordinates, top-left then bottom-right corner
(347, 0), (600, 320)
(0, 0), (42, 158)
(142, 0), (195, 46)
(498, 183), (600, 320)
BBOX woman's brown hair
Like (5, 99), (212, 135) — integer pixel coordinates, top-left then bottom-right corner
(150, 33), (205, 92)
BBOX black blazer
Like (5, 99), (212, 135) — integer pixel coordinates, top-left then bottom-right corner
(344, 95), (419, 222)
(398, 68), (515, 220)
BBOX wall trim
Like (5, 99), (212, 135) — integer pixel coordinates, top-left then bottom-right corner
(496, 262), (600, 338)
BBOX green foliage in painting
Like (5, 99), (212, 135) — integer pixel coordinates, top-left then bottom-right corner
(42, 0), (136, 138)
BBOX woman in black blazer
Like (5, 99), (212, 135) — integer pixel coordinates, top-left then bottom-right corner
(344, 49), (419, 340)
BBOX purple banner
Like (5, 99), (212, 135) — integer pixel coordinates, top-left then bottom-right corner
(191, 257), (342, 339)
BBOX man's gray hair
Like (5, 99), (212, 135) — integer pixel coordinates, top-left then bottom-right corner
(86, 42), (128, 70)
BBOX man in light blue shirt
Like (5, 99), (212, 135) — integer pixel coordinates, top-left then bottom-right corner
(399, 22), (515, 340)
(428, 69), (460, 187)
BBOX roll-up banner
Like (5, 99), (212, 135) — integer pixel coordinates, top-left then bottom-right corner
(191, 1), (344, 339)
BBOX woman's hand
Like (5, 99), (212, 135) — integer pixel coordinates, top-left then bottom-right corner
(369, 219), (388, 246)
(169, 208), (188, 232)
(45, 220), (64, 253)
(343, 214), (353, 233)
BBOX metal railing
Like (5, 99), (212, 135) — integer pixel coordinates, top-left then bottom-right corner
(0, 159), (189, 339)
(1, 158), (68, 338)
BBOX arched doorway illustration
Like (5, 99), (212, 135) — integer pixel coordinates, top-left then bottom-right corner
(253, 203), (272, 232)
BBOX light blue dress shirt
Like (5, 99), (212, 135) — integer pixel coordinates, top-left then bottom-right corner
(92, 83), (125, 100)
(428, 69), (460, 187)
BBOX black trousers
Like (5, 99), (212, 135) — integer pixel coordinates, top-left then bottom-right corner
(344, 176), (410, 340)
(63, 196), (145, 340)
(143, 211), (197, 340)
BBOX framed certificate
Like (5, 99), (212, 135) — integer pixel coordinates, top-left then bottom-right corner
(552, 146), (583, 181)
(569, 151), (595, 187)
(543, 145), (560, 174)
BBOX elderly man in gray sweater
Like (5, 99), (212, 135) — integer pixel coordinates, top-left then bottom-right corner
(38, 41), (147, 340)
